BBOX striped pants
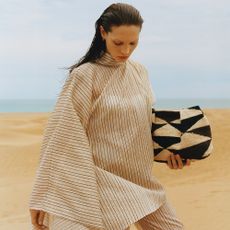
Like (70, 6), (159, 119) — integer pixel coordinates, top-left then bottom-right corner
(30, 200), (184, 230)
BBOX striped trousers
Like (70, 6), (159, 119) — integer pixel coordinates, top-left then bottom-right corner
(30, 200), (184, 230)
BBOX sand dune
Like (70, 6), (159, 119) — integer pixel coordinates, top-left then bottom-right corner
(0, 110), (229, 230)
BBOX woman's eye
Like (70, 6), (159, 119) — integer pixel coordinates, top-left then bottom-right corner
(114, 42), (137, 46)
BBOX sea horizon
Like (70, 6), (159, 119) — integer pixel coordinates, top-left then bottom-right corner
(0, 98), (229, 112)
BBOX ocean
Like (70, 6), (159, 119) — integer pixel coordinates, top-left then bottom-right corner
(0, 98), (229, 112)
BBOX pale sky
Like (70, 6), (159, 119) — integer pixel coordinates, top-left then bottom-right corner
(0, 0), (229, 100)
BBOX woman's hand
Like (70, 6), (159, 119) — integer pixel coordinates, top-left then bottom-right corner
(30, 209), (48, 230)
(167, 152), (191, 169)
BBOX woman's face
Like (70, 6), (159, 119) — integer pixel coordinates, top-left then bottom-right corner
(100, 24), (141, 62)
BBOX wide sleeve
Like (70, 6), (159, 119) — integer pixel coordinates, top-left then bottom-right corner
(138, 64), (159, 159)
(28, 66), (104, 228)
(139, 64), (156, 107)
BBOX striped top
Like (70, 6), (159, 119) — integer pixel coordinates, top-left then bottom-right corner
(29, 51), (167, 230)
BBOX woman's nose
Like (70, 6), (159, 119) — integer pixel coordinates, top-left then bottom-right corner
(121, 46), (130, 55)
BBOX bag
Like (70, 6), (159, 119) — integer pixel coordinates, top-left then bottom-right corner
(151, 105), (213, 164)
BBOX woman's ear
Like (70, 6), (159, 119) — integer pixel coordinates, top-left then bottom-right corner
(99, 25), (106, 41)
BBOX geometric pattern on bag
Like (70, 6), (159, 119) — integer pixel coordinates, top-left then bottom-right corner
(151, 105), (213, 164)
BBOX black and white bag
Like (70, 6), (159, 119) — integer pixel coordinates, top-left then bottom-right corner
(151, 105), (213, 164)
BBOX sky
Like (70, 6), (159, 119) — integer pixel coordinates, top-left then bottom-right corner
(0, 0), (229, 100)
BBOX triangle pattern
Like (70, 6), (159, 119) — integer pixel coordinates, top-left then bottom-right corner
(170, 122), (182, 132)
(154, 148), (164, 156)
(154, 123), (181, 137)
(154, 149), (171, 161)
(187, 116), (210, 131)
(155, 117), (169, 124)
(152, 106), (213, 162)
(155, 111), (180, 122)
(168, 139), (212, 159)
(154, 136), (181, 148)
(180, 132), (211, 148)
(180, 108), (202, 120)
(188, 105), (201, 110)
(151, 123), (166, 133)
(180, 114), (204, 133)
(188, 125), (212, 137)
(153, 141), (163, 149)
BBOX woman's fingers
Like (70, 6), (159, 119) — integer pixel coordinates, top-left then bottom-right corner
(175, 154), (183, 169)
(30, 209), (47, 229)
(170, 153), (178, 169)
(166, 153), (178, 169)
(167, 153), (192, 169)
(30, 209), (41, 228)
(167, 154), (173, 169)
(186, 159), (191, 166)
(38, 210), (46, 225)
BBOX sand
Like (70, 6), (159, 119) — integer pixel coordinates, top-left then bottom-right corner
(0, 109), (229, 230)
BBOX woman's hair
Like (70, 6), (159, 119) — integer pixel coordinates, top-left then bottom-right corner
(68, 3), (144, 73)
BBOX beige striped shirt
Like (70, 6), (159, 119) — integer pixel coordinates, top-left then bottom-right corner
(29, 51), (167, 230)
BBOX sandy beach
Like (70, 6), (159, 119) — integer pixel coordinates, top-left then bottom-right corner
(0, 109), (229, 230)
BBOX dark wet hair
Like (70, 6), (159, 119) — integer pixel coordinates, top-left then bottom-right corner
(68, 3), (144, 73)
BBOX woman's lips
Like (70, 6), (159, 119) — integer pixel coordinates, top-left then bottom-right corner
(118, 56), (128, 59)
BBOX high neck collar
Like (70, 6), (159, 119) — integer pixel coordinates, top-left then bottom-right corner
(95, 51), (127, 67)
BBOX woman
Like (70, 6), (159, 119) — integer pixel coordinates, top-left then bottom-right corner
(29, 3), (191, 230)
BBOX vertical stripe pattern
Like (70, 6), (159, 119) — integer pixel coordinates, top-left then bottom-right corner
(136, 200), (184, 229)
(29, 52), (167, 230)
(30, 212), (92, 230)
(29, 201), (184, 230)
